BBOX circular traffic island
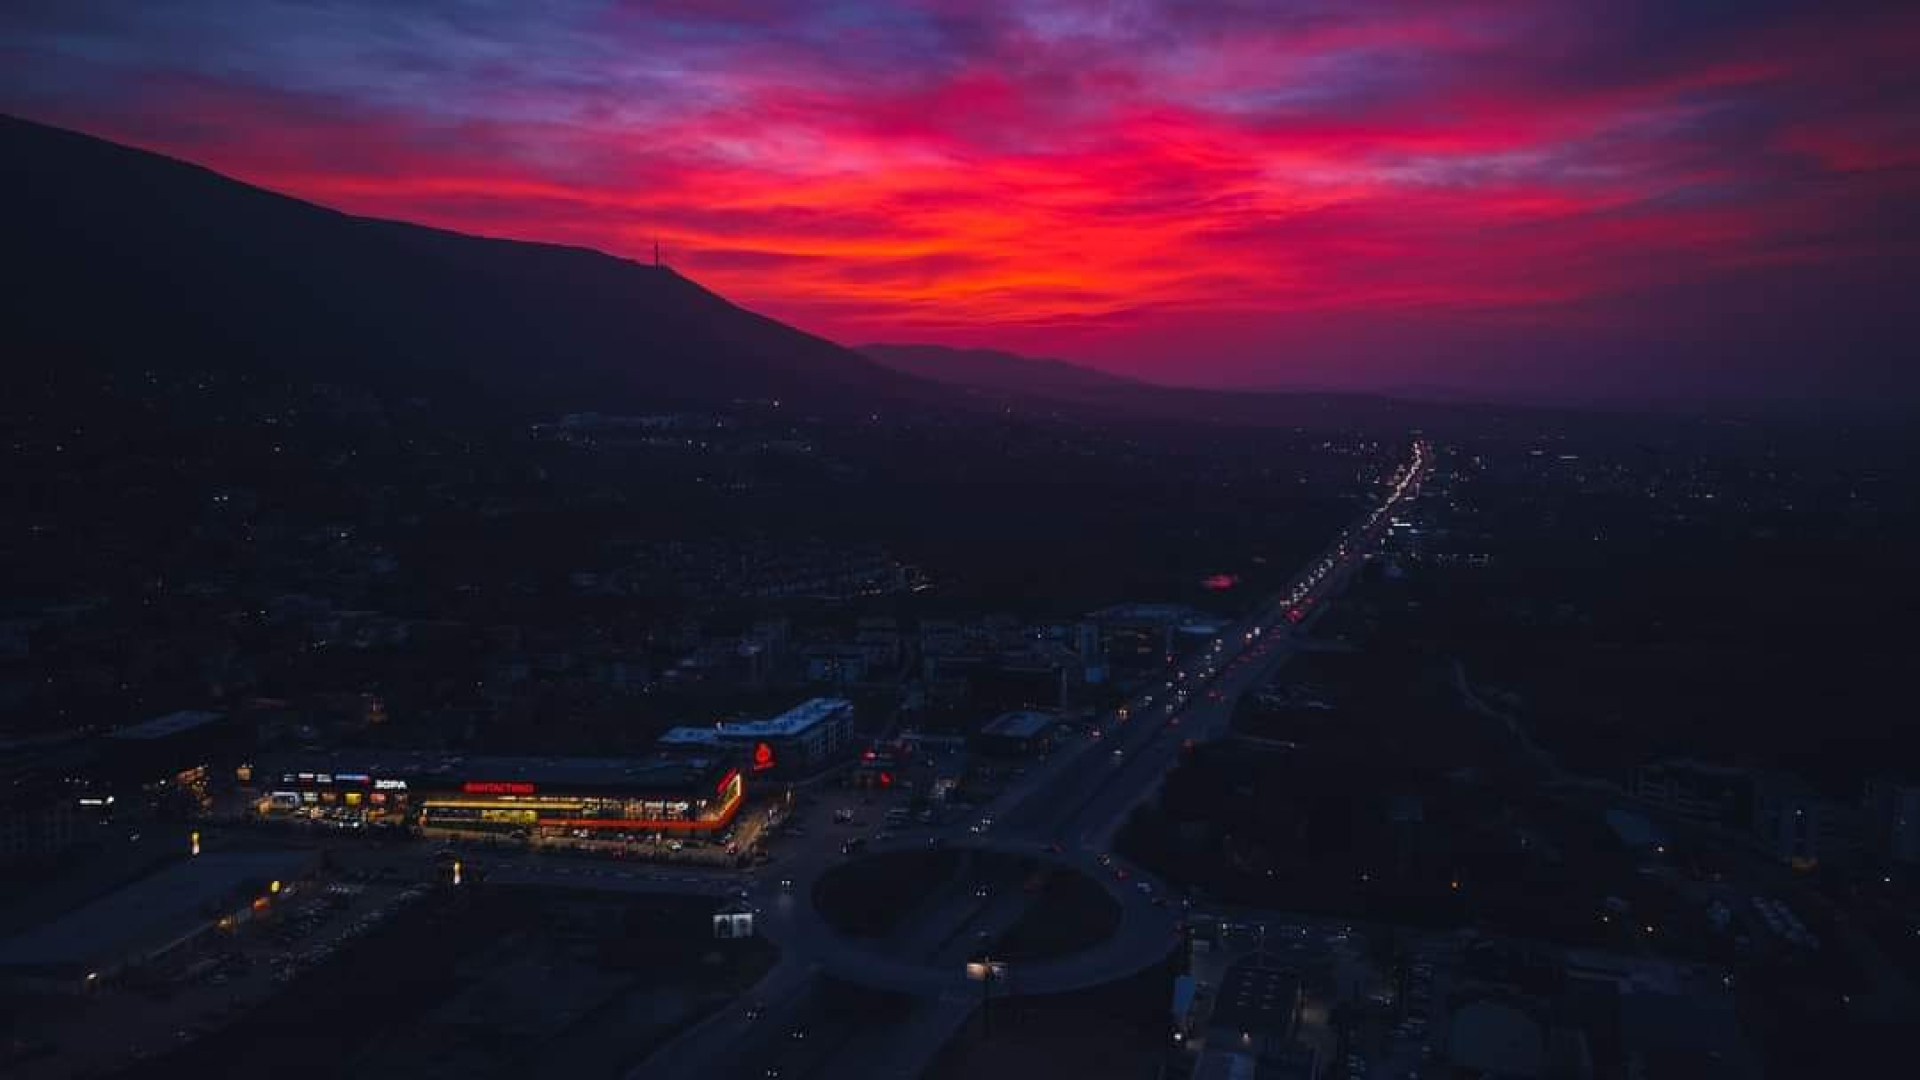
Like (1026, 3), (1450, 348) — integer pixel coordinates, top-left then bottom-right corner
(991, 861), (1123, 963)
(811, 846), (1122, 963)
(811, 846), (969, 938)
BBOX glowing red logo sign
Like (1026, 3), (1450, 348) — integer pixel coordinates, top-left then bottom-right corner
(752, 742), (776, 772)
(463, 781), (535, 795)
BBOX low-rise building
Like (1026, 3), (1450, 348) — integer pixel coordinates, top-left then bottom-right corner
(974, 710), (1058, 757)
(98, 709), (235, 817)
(660, 697), (856, 775)
(1206, 952), (1302, 1060)
(1754, 771), (1859, 869)
(0, 849), (320, 994)
(0, 734), (91, 863)
(1628, 759), (1751, 830)
(249, 751), (744, 838)
(1863, 776), (1920, 865)
(804, 645), (870, 685)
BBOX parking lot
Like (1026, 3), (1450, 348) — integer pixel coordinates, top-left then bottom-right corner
(8, 868), (435, 1079)
(262, 878), (431, 987)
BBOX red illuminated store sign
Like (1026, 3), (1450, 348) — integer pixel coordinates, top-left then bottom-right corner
(753, 742), (776, 772)
(463, 780), (536, 795)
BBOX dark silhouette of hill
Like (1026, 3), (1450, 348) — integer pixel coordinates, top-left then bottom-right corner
(869, 341), (1457, 432)
(859, 341), (1412, 428)
(860, 342), (1145, 397)
(2, 114), (937, 417)
(0, 115), (1588, 437)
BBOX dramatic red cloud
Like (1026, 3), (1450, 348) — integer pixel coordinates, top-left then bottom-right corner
(1, 1), (1915, 402)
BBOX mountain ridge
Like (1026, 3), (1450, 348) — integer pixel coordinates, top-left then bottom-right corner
(3, 114), (1509, 434)
(1, 113), (938, 418)
(859, 342), (1147, 398)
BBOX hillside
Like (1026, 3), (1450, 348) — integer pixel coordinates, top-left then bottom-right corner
(859, 343), (1143, 398)
(867, 342), (1444, 433)
(1, 114), (936, 417)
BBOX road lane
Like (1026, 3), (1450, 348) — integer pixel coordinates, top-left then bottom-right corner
(631, 440), (1430, 1079)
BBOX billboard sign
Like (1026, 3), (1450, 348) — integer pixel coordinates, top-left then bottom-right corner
(463, 781), (536, 795)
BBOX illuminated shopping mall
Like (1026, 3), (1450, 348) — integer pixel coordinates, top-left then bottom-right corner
(246, 751), (744, 838)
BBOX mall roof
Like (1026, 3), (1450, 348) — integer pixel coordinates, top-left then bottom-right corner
(259, 750), (729, 790)
(719, 697), (852, 737)
(665, 698), (853, 746)
(658, 727), (725, 747)
(0, 850), (318, 973)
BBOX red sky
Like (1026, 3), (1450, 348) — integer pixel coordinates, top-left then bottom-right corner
(3, 1), (1916, 404)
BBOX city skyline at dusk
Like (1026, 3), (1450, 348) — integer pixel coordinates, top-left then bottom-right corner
(5, 7), (1920, 1078)
(5, 0), (1916, 405)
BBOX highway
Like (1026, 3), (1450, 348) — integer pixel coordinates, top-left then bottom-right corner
(621, 440), (1431, 1079)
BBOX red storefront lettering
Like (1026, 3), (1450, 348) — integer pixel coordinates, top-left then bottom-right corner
(463, 781), (536, 795)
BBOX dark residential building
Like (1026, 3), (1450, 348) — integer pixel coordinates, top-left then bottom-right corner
(1206, 952), (1302, 1059)
(96, 710), (237, 818)
(1085, 602), (1200, 670)
(973, 710), (1058, 757)
(1863, 776), (1920, 866)
(804, 644), (870, 685)
(849, 741), (911, 789)
(1754, 771), (1859, 870)
(0, 735), (89, 862)
(1627, 759), (1751, 830)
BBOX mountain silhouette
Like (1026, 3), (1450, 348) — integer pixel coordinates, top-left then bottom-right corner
(860, 343), (1145, 398)
(2, 114), (935, 416)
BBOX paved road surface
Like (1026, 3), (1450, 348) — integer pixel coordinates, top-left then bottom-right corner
(619, 442), (1431, 1078)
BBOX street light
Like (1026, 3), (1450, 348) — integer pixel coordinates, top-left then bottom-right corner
(966, 958), (1008, 1038)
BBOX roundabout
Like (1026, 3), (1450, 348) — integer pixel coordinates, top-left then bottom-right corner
(759, 835), (1182, 997)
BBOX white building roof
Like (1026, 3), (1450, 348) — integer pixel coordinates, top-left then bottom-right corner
(659, 698), (852, 748)
(659, 727), (725, 746)
(715, 698), (851, 738)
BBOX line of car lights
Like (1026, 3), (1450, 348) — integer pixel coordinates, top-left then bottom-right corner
(966, 443), (1429, 897)
(1101, 441), (1427, 739)
(1099, 446), (1432, 908)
